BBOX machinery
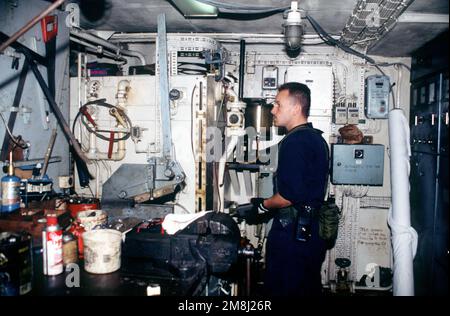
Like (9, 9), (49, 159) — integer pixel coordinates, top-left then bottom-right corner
(121, 211), (240, 296)
(2, 0), (434, 296)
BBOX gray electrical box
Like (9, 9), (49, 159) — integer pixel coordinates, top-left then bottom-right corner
(262, 66), (278, 90)
(331, 144), (384, 186)
(365, 75), (390, 119)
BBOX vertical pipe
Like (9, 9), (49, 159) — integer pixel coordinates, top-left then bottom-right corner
(77, 53), (82, 140)
(238, 39), (246, 100)
(388, 109), (418, 296)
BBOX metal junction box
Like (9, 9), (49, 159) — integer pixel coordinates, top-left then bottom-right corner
(331, 144), (384, 186)
(365, 75), (390, 119)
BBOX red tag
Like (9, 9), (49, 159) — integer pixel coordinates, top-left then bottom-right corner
(40, 15), (58, 43)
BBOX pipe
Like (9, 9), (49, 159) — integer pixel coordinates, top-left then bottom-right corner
(116, 80), (130, 108)
(70, 37), (128, 63)
(85, 132), (126, 161)
(77, 52), (82, 140)
(95, 161), (100, 199)
(109, 32), (339, 43)
(0, 0), (64, 53)
(84, 81), (129, 161)
(238, 39), (245, 100)
(387, 109), (418, 296)
(396, 65), (402, 109)
(70, 28), (146, 65)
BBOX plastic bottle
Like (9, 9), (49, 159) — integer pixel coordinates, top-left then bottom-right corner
(1, 152), (21, 213)
(42, 214), (63, 275)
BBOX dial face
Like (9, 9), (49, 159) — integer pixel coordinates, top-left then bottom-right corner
(354, 149), (364, 159)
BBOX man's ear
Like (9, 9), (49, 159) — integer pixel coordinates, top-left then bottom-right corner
(294, 103), (303, 116)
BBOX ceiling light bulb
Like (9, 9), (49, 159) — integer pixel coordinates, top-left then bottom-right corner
(283, 1), (303, 51)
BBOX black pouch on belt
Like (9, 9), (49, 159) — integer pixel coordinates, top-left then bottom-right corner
(295, 206), (313, 242)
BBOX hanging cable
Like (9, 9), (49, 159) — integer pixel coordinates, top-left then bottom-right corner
(0, 112), (29, 149)
(306, 14), (411, 73)
(72, 99), (132, 142)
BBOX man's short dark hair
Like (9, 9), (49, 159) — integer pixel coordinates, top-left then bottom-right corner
(278, 82), (311, 117)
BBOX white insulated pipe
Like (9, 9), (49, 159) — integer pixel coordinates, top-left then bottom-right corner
(387, 109), (418, 296)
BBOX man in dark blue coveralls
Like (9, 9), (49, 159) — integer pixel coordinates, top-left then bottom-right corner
(251, 82), (329, 296)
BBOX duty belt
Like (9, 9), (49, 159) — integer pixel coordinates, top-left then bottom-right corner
(276, 205), (318, 228)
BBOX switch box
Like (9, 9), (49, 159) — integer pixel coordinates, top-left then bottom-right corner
(331, 144), (384, 186)
(334, 101), (347, 124)
(262, 66), (278, 90)
(347, 101), (359, 124)
(365, 75), (390, 119)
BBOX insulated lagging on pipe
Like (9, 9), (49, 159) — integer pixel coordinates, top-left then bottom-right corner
(388, 109), (418, 296)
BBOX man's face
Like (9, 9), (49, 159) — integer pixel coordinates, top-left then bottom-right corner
(271, 89), (297, 128)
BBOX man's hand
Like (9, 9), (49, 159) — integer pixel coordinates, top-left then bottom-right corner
(232, 198), (270, 225)
(250, 198), (270, 214)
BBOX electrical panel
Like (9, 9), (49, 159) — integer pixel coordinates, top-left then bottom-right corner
(347, 101), (359, 124)
(331, 144), (384, 186)
(334, 101), (347, 124)
(262, 66), (278, 90)
(365, 75), (390, 119)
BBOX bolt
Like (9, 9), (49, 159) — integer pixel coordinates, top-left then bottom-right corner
(119, 191), (127, 198)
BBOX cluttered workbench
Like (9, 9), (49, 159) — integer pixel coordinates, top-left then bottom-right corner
(30, 250), (189, 296)
(1, 200), (241, 296)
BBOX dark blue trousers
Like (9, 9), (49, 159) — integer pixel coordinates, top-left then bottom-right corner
(264, 218), (327, 296)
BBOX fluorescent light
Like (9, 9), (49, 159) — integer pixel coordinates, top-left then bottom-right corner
(172, 0), (218, 18)
(398, 13), (449, 24)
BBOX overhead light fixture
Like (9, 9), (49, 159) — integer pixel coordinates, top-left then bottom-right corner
(171, 0), (218, 18)
(283, 1), (303, 51)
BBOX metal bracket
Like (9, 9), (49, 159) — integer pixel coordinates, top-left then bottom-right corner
(101, 161), (186, 206)
(203, 48), (229, 81)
